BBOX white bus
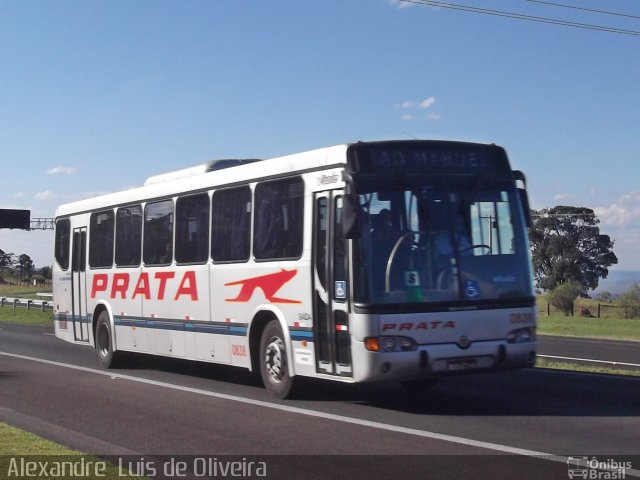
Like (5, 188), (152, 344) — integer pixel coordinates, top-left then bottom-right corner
(53, 140), (536, 398)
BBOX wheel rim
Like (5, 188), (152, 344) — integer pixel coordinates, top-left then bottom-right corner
(264, 336), (285, 384)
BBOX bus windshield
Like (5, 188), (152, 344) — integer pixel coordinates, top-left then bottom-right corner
(351, 175), (533, 307)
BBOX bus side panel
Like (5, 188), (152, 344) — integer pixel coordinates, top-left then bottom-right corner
(140, 265), (211, 360)
(93, 267), (146, 353)
(211, 260), (314, 375)
(52, 267), (74, 343)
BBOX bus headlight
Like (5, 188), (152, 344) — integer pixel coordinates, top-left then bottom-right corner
(365, 336), (417, 352)
(506, 327), (536, 344)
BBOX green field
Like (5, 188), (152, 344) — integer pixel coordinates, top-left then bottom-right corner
(0, 423), (81, 455)
(538, 315), (640, 342)
(0, 423), (144, 479)
(0, 283), (53, 325)
(0, 282), (52, 300)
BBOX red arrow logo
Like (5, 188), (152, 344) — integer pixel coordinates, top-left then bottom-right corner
(224, 269), (301, 304)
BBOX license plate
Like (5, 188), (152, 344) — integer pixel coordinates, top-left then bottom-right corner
(448, 359), (477, 371)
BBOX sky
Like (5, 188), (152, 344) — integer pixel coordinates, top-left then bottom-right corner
(1, 0), (639, 273)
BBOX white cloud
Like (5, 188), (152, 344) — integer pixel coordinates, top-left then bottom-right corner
(46, 166), (77, 175)
(419, 97), (436, 109)
(396, 100), (415, 109)
(594, 192), (640, 228)
(387, 0), (415, 9)
(591, 192), (640, 270)
(13, 192), (24, 198)
(396, 96), (440, 121)
(34, 190), (57, 200)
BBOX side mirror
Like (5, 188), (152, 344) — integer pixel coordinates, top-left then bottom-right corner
(518, 188), (532, 228)
(342, 194), (361, 239)
(513, 170), (532, 228)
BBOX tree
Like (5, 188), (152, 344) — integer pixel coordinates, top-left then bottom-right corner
(17, 253), (35, 283)
(547, 282), (582, 316)
(618, 283), (640, 319)
(529, 206), (617, 293)
(39, 265), (52, 280)
(595, 291), (614, 303)
(0, 248), (15, 284)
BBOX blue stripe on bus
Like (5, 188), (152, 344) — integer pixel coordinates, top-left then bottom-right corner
(55, 313), (314, 341)
(290, 329), (314, 341)
(54, 313), (91, 324)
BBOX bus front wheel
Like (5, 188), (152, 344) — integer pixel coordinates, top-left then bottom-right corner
(259, 320), (295, 399)
(95, 311), (120, 369)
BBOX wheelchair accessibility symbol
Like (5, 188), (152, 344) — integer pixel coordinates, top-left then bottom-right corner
(464, 280), (480, 299)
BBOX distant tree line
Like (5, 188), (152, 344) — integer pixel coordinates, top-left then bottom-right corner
(0, 248), (50, 285)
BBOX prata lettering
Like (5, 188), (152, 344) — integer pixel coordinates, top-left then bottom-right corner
(382, 321), (455, 331)
(91, 271), (198, 301)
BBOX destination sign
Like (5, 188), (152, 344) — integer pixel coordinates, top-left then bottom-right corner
(347, 141), (510, 175)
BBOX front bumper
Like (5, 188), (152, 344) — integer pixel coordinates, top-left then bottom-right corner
(350, 339), (536, 383)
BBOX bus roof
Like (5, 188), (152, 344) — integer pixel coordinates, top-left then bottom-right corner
(54, 143), (350, 218)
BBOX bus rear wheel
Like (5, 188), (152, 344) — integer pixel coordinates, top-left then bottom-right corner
(95, 311), (121, 369)
(259, 320), (295, 399)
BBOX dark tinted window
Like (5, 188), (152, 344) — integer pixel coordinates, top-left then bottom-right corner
(254, 177), (304, 260)
(176, 193), (209, 264)
(54, 218), (71, 270)
(115, 205), (142, 267)
(143, 200), (174, 265)
(211, 186), (251, 262)
(89, 210), (114, 268)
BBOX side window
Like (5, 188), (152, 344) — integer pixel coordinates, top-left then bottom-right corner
(211, 186), (251, 262)
(254, 177), (304, 260)
(175, 193), (209, 264)
(115, 205), (142, 267)
(54, 218), (71, 270)
(470, 191), (515, 255)
(89, 210), (114, 268)
(144, 200), (174, 265)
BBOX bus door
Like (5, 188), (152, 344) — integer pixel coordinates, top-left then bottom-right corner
(71, 227), (89, 343)
(313, 191), (352, 377)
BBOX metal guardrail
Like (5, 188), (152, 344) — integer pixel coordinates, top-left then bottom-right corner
(0, 297), (53, 312)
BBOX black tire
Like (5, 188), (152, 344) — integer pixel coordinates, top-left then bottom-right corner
(95, 311), (120, 369)
(259, 320), (295, 399)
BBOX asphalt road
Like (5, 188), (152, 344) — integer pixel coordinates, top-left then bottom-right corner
(538, 335), (640, 370)
(1, 322), (639, 480)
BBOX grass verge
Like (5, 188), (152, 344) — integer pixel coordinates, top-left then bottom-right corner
(0, 307), (52, 326)
(0, 283), (53, 326)
(537, 314), (640, 342)
(0, 423), (145, 479)
(536, 358), (640, 377)
(0, 283), (52, 300)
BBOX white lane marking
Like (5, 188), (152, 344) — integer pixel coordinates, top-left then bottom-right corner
(2, 350), (639, 477)
(538, 354), (640, 368)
